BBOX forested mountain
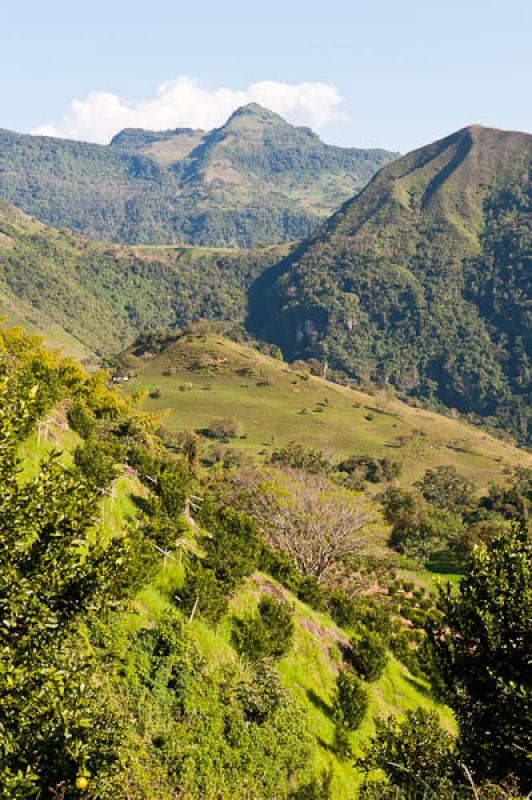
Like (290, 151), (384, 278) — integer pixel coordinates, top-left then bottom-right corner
(250, 125), (532, 445)
(0, 104), (396, 247)
(0, 200), (289, 360)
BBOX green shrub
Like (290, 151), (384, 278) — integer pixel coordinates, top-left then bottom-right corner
(74, 436), (122, 488)
(357, 709), (459, 798)
(206, 416), (244, 439)
(327, 589), (360, 629)
(333, 670), (369, 731)
(350, 626), (388, 681)
(180, 560), (228, 624)
(270, 440), (331, 474)
(67, 399), (96, 438)
(232, 596), (294, 661)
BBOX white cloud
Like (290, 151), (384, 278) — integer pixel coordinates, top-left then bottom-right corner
(32, 76), (348, 144)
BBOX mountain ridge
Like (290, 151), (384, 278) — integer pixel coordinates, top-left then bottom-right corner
(0, 104), (398, 247)
(249, 123), (532, 444)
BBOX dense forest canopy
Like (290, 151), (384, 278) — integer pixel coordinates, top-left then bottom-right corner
(250, 125), (532, 445)
(0, 104), (396, 247)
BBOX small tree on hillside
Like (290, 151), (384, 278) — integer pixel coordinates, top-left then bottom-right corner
(232, 596), (294, 661)
(236, 471), (372, 583)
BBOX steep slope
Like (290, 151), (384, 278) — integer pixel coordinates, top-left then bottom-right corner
(0, 200), (288, 359)
(121, 329), (532, 488)
(0, 105), (397, 247)
(250, 125), (532, 444)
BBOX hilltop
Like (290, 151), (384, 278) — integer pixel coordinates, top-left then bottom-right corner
(0, 104), (397, 247)
(121, 328), (532, 488)
(250, 124), (532, 445)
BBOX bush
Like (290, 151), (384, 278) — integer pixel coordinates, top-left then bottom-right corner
(180, 560), (228, 624)
(206, 416), (243, 439)
(202, 507), (261, 593)
(333, 670), (369, 731)
(74, 437), (122, 488)
(67, 399), (96, 439)
(352, 599), (392, 642)
(357, 709), (459, 799)
(232, 596), (294, 661)
(327, 589), (360, 629)
(350, 626), (388, 681)
(270, 440), (331, 474)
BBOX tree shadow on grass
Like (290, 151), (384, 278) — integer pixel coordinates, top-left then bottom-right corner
(426, 548), (463, 576)
(306, 688), (334, 720)
(402, 672), (441, 703)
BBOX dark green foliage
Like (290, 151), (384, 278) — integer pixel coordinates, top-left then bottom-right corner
(157, 462), (190, 517)
(351, 598), (392, 642)
(327, 588), (360, 629)
(480, 468), (532, 521)
(251, 126), (532, 445)
(0, 109), (395, 248)
(236, 658), (285, 723)
(67, 398), (96, 438)
(0, 201), (287, 356)
(201, 506), (261, 592)
(427, 525), (532, 789)
(0, 372), (148, 797)
(111, 609), (315, 799)
(357, 709), (459, 799)
(259, 545), (301, 593)
(74, 436), (122, 488)
(349, 626), (388, 681)
(383, 485), (465, 562)
(232, 596), (294, 661)
(338, 455), (401, 484)
(270, 440), (331, 474)
(332, 670), (369, 731)
(179, 560), (229, 625)
(415, 465), (474, 511)
(289, 769), (333, 800)
(296, 575), (326, 610)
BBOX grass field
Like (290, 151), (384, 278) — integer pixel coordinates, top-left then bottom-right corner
(124, 331), (531, 489)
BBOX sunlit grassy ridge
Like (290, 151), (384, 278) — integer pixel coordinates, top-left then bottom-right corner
(125, 331), (531, 489)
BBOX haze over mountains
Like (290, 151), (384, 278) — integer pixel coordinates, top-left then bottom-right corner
(0, 104), (396, 247)
(0, 117), (530, 444)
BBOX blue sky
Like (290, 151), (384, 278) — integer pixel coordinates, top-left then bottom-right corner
(2, 0), (530, 152)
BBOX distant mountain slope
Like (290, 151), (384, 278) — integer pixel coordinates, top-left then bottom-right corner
(0, 104), (397, 247)
(250, 125), (532, 444)
(0, 201), (288, 359)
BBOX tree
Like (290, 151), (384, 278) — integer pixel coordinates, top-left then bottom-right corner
(415, 465), (474, 512)
(0, 373), (148, 797)
(230, 470), (371, 583)
(357, 709), (459, 799)
(206, 416), (243, 439)
(350, 626), (387, 681)
(74, 436), (122, 488)
(427, 525), (531, 789)
(270, 441), (331, 474)
(232, 596), (294, 661)
(332, 670), (368, 731)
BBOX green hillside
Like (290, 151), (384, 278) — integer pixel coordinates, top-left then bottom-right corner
(250, 125), (532, 445)
(121, 328), (531, 488)
(0, 200), (289, 359)
(0, 104), (397, 247)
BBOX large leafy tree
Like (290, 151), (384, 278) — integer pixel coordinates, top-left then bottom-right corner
(0, 372), (145, 797)
(427, 525), (531, 790)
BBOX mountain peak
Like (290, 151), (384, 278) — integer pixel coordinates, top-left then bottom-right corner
(223, 103), (288, 127)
